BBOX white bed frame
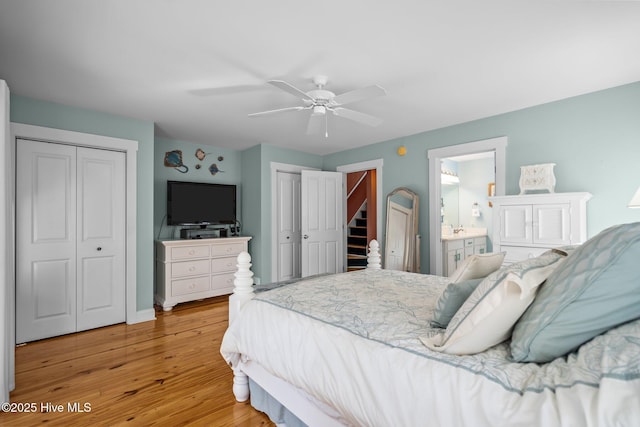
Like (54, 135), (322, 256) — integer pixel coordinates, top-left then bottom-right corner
(227, 240), (382, 426)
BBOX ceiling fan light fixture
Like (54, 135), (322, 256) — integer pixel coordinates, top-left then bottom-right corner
(312, 105), (326, 116)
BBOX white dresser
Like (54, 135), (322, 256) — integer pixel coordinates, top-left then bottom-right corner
(155, 236), (251, 311)
(490, 192), (591, 264)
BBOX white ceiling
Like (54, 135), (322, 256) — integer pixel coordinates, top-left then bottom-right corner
(1, 1), (639, 156)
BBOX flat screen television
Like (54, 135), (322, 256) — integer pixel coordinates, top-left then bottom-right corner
(167, 181), (236, 226)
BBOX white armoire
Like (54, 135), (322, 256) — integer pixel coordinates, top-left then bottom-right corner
(490, 192), (592, 264)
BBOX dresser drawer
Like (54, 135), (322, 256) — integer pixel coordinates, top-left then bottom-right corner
(171, 259), (210, 278)
(212, 243), (245, 257)
(171, 276), (210, 296)
(211, 256), (236, 273)
(211, 272), (235, 292)
(171, 245), (210, 260)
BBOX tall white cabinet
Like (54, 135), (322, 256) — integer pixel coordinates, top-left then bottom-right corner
(490, 192), (592, 264)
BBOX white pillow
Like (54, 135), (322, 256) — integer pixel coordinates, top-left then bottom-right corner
(447, 252), (506, 283)
(421, 251), (565, 355)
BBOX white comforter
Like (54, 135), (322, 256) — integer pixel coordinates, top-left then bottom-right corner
(221, 269), (640, 427)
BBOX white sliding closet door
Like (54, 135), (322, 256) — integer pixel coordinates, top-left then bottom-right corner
(16, 139), (125, 343)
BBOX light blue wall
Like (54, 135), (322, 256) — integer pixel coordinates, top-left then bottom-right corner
(324, 81), (640, 272)
(154, 137), (243, 240)
(10, 94), (155, 311)
(241, 145), (262, 279)
(10, 80), (640, 291)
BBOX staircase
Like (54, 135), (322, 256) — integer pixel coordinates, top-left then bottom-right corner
(347, 208), (368, 271)
(346, 169), (377, 272)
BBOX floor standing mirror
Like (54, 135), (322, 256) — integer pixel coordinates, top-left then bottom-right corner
(384, 187), (420, 272)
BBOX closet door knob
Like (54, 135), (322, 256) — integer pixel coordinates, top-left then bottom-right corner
(303, 235), (309, 239)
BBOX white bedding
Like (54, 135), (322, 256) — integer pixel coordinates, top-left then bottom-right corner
(220, 269), (640, 426)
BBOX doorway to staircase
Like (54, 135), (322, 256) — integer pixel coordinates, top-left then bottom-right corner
(337, 159), (383, 272)
(346, 170), (376, 271)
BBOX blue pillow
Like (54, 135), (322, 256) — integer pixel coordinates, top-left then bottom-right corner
(511, 222), (640, 362)
(430, 278), (483, 328)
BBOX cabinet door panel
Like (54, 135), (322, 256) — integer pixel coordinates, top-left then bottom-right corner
(501, 205), (532, 244)
(533, 204), (571, 245)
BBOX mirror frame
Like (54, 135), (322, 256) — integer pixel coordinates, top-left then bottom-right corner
(384, 187), (420, 272)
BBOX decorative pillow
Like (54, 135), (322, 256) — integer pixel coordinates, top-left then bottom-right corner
(421, 251), (566, 355)
(447, 252), (506, 283)
(430, 278), (484, 328)
(511, 222), (640, 363)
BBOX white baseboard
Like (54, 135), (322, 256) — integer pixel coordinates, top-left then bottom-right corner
(128, 308), (156, 324)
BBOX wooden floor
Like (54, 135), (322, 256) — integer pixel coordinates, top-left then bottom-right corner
(6, 296), (275, 426)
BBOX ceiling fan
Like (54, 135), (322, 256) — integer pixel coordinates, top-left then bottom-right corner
(248, 75), (386, 137)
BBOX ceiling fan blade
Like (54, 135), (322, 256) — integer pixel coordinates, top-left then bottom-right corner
(248, 106), (305, 117)
(332, 107), (383, 127)
(331, 85), (386, 106)
(306, 113), (324, 135)
(268, 80), (315, 102)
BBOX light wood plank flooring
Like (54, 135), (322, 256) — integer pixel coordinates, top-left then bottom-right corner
(6, 296), (274, 426)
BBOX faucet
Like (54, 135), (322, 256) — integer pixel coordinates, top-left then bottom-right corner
(453, 225), (464, 234)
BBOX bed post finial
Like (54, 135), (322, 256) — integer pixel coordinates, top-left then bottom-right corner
(367, 239), (382, 270)
(229, 251), (255, 325)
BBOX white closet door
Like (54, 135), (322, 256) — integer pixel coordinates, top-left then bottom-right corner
(16, 140), (77, 343)
(276, 171), (301, 282)
(76, 147), (125, 331)
(16, 140), (126, 343)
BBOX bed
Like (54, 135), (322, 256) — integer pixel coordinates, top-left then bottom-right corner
(220, 224), (640, 426)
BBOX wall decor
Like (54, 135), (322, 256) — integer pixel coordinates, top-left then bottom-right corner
(164, 150), (189, 173)
(209, 163), (225, 176)
(195, 148), (209, 161)
(488, 182), (495, 207)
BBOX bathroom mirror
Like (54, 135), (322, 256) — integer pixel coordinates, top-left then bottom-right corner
(384, 187), (420, 272)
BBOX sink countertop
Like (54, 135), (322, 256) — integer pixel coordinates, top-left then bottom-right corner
(441, 227), (487, 241)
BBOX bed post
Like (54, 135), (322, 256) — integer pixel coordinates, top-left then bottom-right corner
(367, 239), (382, 270)
(229, 251), (255, 326)
(229, 251), (255, 402)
